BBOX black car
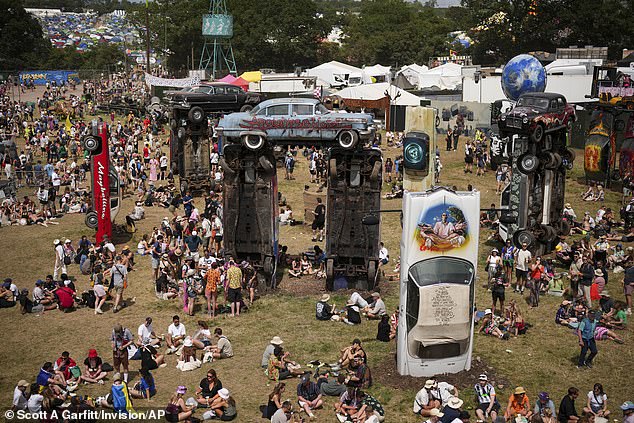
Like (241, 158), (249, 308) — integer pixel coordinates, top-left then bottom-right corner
(165, 82), (263, 115)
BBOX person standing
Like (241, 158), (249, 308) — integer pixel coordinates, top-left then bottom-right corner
(53, 239), (66, 280)
(580, 255), (595, 308)
(623, 265), (634, 315)
(111, 324), (134, 383)
(514, 243), (532, 294)
(226, 260), (243, 317)
(312, 198), (326, 242)
(577, 310), (599, 369)
(109, 255), (128, 313)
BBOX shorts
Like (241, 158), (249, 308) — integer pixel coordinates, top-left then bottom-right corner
(151, 257), (160, 269)
(594, 326), (608, 340)
(465, 156), (473, 164)
(227, 287), (242, 303)
(515, 269), (528, 279)
(312, 219), (324, 230)
(503, 259), (514, 267)
(202, 339), (212, 347)
(112, 285), (124, 294)
(492, 288), (505, 302)
(477, 402), (500, 413)
(380, 258), (389, 265)
(214, 234), (223, 243)
(144, 360), (158, 371)
(625, 284), (634, 296)
(113, 352), (129, 369)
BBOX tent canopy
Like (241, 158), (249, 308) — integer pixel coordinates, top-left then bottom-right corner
(240, 71), (262, 83)
(217, 74), (237, 83)
(335, 82), (422, 106)
(231, 76), (250, 91)
(307, 61), (372, 87)
(417, 62), (463, 90)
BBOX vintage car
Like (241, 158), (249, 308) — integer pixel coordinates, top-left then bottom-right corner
(498, 92), (576, 142)
(165, 82), (262, 118)
(217, 98), (375, 150)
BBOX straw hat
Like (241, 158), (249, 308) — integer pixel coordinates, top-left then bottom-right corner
(594, 269), (604, 277)
(429, 408), (444, 417)
(424, 379), (435, 389)
(514, 386), (526, 395)
(447, 397), (463, 409)
(270, 336), (284, 346)
(218, 388), (230, 399)
(183, 337), (193, 347)
(320, 294), (331, 302)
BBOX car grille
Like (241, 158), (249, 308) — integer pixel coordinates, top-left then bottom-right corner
(506, 117), (523, 129)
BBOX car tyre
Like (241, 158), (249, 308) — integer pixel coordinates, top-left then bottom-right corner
(513, 230), (536, 248)
(518, 154), (539, 174)
(367, 260), (377, 290)
(240, 104), (253, 113)
(531, 124), (545, 143)
(337, 130), (358, 149)
(329, 159), (338, 187)
(188, 106), (205, 124)
(258, 155), (274, 173)
(83, 135), (100, 153)
(263, 255), (274, 276)
(325, 259), (334, 291)
(218, 157), (236, 177)
(85, 211), (99, 229)
(242, 134), (265, 151)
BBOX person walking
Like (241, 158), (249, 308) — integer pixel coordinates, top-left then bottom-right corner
(109, 255), (128, 313)
(577, 310), (599, 369)
(53, 239), (66, 280)
(226, 259), (242, 317)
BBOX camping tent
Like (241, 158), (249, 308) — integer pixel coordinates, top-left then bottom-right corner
(397, 64), (429, 88)
(363, 64), (391, 83)
(306, 60), (372, 88)
(417, 62), (463, 90)
(336, 82), (422, 106)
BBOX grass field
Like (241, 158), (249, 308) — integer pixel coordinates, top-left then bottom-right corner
(1, 106), (633, 421)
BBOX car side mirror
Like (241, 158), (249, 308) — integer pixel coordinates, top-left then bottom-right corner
(362, 215), (380, 226)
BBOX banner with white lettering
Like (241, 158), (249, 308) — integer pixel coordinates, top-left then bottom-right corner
(144, 73), (200, 88)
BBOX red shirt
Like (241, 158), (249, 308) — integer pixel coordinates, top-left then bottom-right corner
(56, 287), (75, 308)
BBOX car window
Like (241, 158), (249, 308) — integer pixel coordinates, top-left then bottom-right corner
(226, 86), (242, 94)
(291, 104), (314, 116)
(557, 98), (565, 109)
(194, 86), (212, 94)
(518, 96), (549, 109)
(549, 99), (558, 111)
(266, 104), (289, 116)
(214, 86), (225, 94)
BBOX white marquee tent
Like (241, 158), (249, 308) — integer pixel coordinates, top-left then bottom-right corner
(396, 64), (430, 87)
(335, 82), (422, 106)
(306, 61), (372, 88)
(418, 62), (463, 90)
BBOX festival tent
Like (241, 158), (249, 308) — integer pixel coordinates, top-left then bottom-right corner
(231, 77), (250, 91)
(363, 64), (391, 83)
(240, 71), (262, 83)
(417, 62), (463, 90)
(306, 61), (372, 88)
(396, 64), (430, 88)
(217, 74), (237, 83)
(335, 82), (422, 106)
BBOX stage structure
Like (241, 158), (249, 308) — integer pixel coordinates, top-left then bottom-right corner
(199, 0), (237, 79)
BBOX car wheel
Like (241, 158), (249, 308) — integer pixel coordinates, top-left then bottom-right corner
(552, 153), (562, 169)
(518, 154), (540, 174)
(263, 255), (274, 276)
(218, 157), (236, 177)
(258, 155), (274, 173)
(325, 259), (334, 291)
(338, 130), (358, 149)
(242, 134), (265, 151)
(541, 151), (557, 169)
(531, 124), (544, 143)
(85, 211), (98, 229)
(240, 104), (253, 113)
(329, 159), (338, 187)
(188, 106), (205, 124)
(513, 230), (535, 248)
(539, 224), (558, 242)
(83, 135), (100, 153)
(367, 260), (377, 290)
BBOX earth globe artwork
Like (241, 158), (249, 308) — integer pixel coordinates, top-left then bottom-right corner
(500, 54), (547, 101)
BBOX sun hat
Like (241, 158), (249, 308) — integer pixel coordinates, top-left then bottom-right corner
(17, 380), (29, 388)
(620, 401), (634, 411)
(430, 408), (444, 417)
(270, 336), (284, 345)
(183, 337), (193, 347)
(371, 292), (381, 298)
(320, 294), (331, 302)
(65, 239), (71, 244)
(191, 230), (197, 236)
(514, 386), (526, 395)
(54, 239), (60, 245)
(424, 379), (435, 389)
(538, 392), (550, 401)
(218, 388), (230, 399)
(88, 349), (98, 358)
(112, 373), (121, 382)
(484, 309), (492, 315)
(479, 374), (488, 381)
(176, 386), (187, 395)
(565, 203), (571, 208)
(561, 300), (572, 306)
(447, 397), (463, 409)
(594, 269), (604, 277)
(492, 248), (499, 253)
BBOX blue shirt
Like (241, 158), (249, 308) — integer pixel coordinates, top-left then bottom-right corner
(139, 374), (156, 398)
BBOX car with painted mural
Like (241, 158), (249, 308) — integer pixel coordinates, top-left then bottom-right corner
(498, 92), (576, 142)
(584, 110), (616, 186)
(619, 114), (634, 179)
(216, 98), (376, 150)
(165, 82), (263, 118)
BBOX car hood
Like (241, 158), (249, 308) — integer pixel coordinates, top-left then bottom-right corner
(506, 106), (545, 118)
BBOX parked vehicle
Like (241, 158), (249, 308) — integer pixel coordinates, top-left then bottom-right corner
(165, 82), (263, 119)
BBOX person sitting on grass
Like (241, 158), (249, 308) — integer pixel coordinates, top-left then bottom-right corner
(132, 369), (156, 401)
(364, 292), (386, 319)
(268, 346), (304, 382)
(205, 327), (234, 360)
(474, 374), (499, 422)
(556, 300), (574, 326)
(346, 356), (372, 389)
(505, 386), (532, 421)
(355, 391), (385, 423)
(262, 382), (285, 419)
(202, 388), (237, 421)
(288, 258), (302, 278)
(297, 373), (323, 420)
(317, 373), (347, 397)
(262, 336), (285, 369)
(196, 369), (223, 408)
(36, 362), (72, 396)
(165, 385), (194, 422)
(478, 309), (509, 340)
(80, 349), (107, 385)
(558, 387), (580, 423)
(336, 387), (363, 421)
(611, 301), (628, 328)
(316, 294), (338, 321)
(342, 299), (362, 325)
(339, 339), (367, 368)
(583, 383), (610, 419)
(192, 320), (214, 350)
(166, 315), (187, 354)
(140, 343), (166, 372)
(300, 254), (315, 276)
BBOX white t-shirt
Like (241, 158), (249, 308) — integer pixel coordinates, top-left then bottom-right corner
(379, 247), (389, 261)
(13, 387), (27, 410)
(28, 393), (43, 412)
(587, 391), (607, 410)
(138, 323), (153, 344)
(168, 323), (186, 338)
(55, 244), (64, 261)
(160, 155), (168, 167)
(515, 249), (532, 271)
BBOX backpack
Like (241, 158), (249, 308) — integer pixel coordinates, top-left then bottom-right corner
(82, 291), (96, 308)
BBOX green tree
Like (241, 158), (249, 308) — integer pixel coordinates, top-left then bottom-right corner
(0, 0), (52, 70)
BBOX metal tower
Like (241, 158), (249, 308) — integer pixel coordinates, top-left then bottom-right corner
(199, 0), (237, 79)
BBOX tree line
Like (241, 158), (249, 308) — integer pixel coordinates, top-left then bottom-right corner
(1, 0), (632, 73)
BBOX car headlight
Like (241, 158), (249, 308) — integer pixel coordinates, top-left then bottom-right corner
(500, 115), (506, 121)
(522, 117), (528, 124)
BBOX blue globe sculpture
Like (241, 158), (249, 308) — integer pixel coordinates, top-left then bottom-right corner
(501, 54), (547, 101)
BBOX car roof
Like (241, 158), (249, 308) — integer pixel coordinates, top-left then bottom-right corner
(519, 92), (564, 100)
(257, 98), (320, 108)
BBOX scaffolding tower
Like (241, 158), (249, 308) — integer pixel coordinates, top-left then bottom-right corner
(199, 0), (237, 79)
